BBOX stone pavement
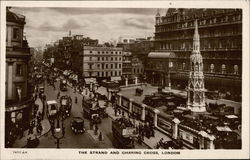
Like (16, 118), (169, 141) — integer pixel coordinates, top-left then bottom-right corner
(12, 97), (51, 148)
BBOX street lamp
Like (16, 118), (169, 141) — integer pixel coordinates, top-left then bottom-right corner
(50, 110), (65, 148)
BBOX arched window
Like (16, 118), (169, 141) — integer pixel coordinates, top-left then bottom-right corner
(234, 65), (239, 74)
(210, 64), (214, 73)
(222, 64), (226, 74)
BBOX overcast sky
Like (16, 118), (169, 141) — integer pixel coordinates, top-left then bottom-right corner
(11, 7), (166, 48)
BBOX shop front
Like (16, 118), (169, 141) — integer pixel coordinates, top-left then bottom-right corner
(5, 97), (34, 147)
(132, 103), (142, 120)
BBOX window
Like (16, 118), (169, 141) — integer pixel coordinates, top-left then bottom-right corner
(210, 64), (214, 73)
(234, 65), (239, 74)
(97, 51), (100, 54)
(89, 57), (92, 61)
(13, 28), (20, 40)
(119, 64), (122, 68)
(111, 52), (113, 54)
(97, 64), (100, 68)
(111, 57), (113, 61)
(97, 57), (100, 61)
(90, 50), (92, 53)
(16, 64), (23, 76)
(102, 57), (105, 61)
(222, 64), (226, 74)
(111, 64), (113, 68)
(115, 52), (117, 54)
(97, 72), (99, 76)
(102, 72), (104, 77)
(89, 63), (93, 69)
(115, 64), (117, 68)
(102, 63), (105, 69)
(111, 72), (113, 76)
(106, 64), (108, 69)
(115, 57), (117, 61)
(106, 57), (108, 61)
(89, 72), (92, 77)
(119, 52), (122, 54)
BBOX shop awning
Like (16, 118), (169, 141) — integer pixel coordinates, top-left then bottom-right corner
(111, 76), (121, 81)
(216, 126), (232, 132)
(85, 78), (96, 84)
(225, 115), (238, 119)
(148, 52), (176, 58)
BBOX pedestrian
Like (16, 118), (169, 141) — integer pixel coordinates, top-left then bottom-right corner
(75, 96), (77, 104)
(57, 91), (60, 99)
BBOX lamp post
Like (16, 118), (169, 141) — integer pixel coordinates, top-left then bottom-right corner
(50, 110), (65, 149)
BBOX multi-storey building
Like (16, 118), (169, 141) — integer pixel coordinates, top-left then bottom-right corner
(131, 56), (144, 79)
(122, 51), (132, 78)
(5, 8), (33, 147)
(151, 8), (242, 101)
(81, 46), (123, 80)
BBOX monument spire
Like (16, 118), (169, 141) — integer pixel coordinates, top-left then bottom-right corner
(187, 19), (206, 113)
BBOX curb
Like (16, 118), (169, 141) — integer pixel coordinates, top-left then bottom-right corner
(21, 128), (51, 148)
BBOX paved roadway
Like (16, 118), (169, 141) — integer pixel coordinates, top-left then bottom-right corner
(36, 79), (148, 149)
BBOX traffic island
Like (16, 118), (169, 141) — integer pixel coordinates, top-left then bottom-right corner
(87, 130), (104, 142)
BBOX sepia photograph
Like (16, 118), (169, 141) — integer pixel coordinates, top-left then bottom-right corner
(0, 0), (249, 159)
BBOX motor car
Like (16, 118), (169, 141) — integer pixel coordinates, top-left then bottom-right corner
(71, 117), (85, 134)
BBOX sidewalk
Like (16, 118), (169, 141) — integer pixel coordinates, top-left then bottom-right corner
(12, 118), (51, 148)
(105, 105), (171, 149)
(12, 97), (51, 148)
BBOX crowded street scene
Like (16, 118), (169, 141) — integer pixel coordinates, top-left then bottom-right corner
(5, 6), (243, 150)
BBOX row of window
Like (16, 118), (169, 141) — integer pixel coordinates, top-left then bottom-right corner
(179, 63), (239, 74)
(95, 57), (122, 61)
(88, 71), (122, 77)
(89, 63), (122, 69)
(157, 13), (242, 29)
(158, 40), (241, 50)
(89, 50), (122, 55)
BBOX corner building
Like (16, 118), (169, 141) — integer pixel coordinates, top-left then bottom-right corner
(5, 8), (34, 147)
(154, 9), (242, 99)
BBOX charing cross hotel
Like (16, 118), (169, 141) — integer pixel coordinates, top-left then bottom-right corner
(146, 8), (242, 102)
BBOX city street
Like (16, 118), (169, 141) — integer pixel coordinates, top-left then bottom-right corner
(34, 79), (148, 149)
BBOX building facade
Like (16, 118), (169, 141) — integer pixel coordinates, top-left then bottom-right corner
(81, 46), (123, 79)
(5, 8), (34, 147)
(131, 56), (144, 79)
(154, 9), (242, 101)
(122, 51), (132, 78)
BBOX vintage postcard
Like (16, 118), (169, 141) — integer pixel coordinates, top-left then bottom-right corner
(0, 0), (249, 159)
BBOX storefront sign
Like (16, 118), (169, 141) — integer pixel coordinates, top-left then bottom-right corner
(121, 97), (129, 109)
(157, 116), (172, 133)
(179, 129), (195, 144)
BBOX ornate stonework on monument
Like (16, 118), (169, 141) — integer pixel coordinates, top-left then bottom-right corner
(187, 19), (206, 113)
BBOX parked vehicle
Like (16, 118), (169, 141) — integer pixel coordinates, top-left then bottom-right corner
(135, 88), (143, 96)
(71, 117), (85, 134)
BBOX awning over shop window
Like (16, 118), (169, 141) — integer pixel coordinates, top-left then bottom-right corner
(85, 78), (96, 84)
(216, 126), (232, 132)
(111, 76), (121, 81)
(148, 52), (176, 58)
